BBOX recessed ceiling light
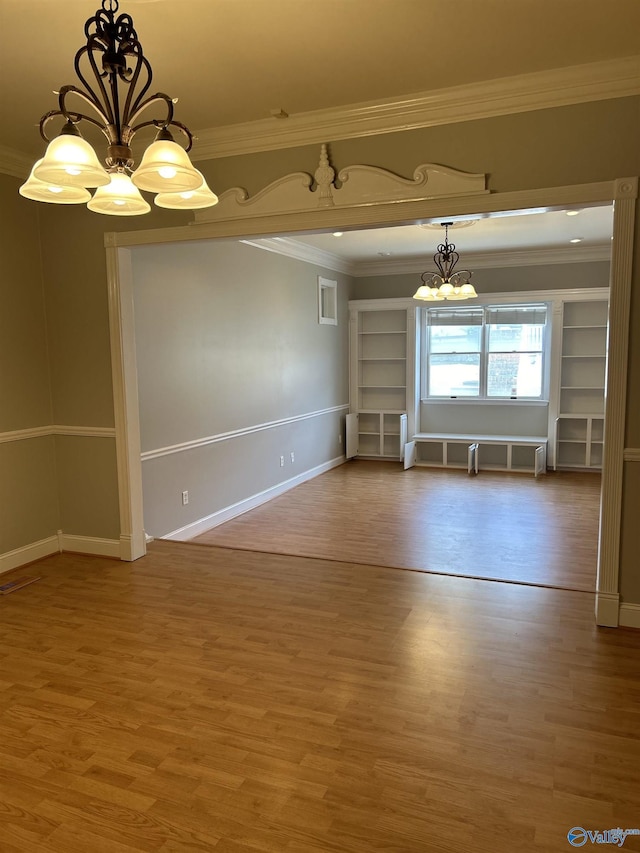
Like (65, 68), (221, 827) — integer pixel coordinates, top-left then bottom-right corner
(332, 232), (344, 237)
(570, 237), (583, 243)
(565, 210), (581, 216)
(377, 251), (393, 257)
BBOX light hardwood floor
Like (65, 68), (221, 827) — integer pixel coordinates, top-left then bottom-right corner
(192, 461), (602, 591)
(1, 542), (639, 852)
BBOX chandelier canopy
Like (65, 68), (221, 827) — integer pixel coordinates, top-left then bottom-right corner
(19, 0), (218, 215)
(413, 222), (478, 301)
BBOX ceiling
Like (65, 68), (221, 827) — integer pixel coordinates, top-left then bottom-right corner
(280, 206), (614, 270)
(1, 0), (632, 265)
(2, 0), (640, 160)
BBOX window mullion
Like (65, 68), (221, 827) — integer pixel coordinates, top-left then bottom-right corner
(480, 311), (488, 397)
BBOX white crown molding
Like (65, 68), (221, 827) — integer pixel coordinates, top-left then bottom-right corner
(191, 56), (640, 161)
(244, 237), (610, 278)
(352, 244), (612, 277)
(242, 237), (355, 275)
(0, 144), (33, 180)
(349, 287), (610, 312)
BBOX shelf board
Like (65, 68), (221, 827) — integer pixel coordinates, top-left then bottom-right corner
(563, 324), (608, 329)
(359, 330), (407, 335)
(561, 354), (606, 359)
(358, 431), (381, 436)
(358, 409), (406, 414)
(358, 357), (406, 361)
(557, 413), (604, 419)
(359, 385), (406, 389)
(557, 439), (587, 444)
(561, 386), (605, 390)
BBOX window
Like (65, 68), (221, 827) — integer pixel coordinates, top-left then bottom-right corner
(318, 277), (338, 325)
(424, 304), (548, 400)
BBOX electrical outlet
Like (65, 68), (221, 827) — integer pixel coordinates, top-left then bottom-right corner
(279, 455), (284, 467)
(182, 490), (189, 505)
(338, 434), (342, 444)
(290, 451), (295, 463)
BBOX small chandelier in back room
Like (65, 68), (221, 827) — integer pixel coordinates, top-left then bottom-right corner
(413, 222), (478, 301)
(19, 0), (218, 216)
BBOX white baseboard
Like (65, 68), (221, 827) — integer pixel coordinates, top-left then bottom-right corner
(57, 532), (121, 558)
(595, 591), (620, 627)
(619, 603), (640, 629)
(164, 455), (346, 541)
(0, 535), (59, 575)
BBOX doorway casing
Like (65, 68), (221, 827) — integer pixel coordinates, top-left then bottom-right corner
(105, 174), (638, 628)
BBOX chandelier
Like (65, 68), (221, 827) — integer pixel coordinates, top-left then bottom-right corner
(19, 0), (218, 216)
(413, 222), (478, 301)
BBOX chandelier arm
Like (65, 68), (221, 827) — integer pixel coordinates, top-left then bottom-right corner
(121, 54), (154, 133)
(39, 85), (113, 143)
(74, 41), (116, 128)
(128, 91), (174, 131)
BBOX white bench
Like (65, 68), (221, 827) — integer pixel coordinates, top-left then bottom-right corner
(407, 433), (548, 477)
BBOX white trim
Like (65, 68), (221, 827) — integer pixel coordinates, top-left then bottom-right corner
(0, 426), (52, 444)
(107, 176), (634, 629)
(353, 245), (612, 277)
(106, 246), (147, 562)
(110, 180), (619, 248)
(623, 448), (640, 462)
(0, 425), (116, 444)
(350, 287), (610, 313)
(0, 535), (59, 575)
(242, 237), (354, 275)
(163, 456), (345, 541)
(596, 591), (621, 628)
(190, 57), (640, 160)
(52, 425), (116, 438)
(57, 532), (121, 558)
(619, 603), (640, 630)
(140, 404), (350, 462)
(596, 177), (637, 626)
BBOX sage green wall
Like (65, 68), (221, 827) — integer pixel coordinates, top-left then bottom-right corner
(353, 260), (611, 301)
(131, 239), (350, 537)
(0, 174), (59, 557)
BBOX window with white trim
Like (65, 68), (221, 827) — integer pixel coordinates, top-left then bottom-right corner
(423, 304), (548, 400)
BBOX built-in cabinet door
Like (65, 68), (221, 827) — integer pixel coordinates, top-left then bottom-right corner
(346, 413), (359, 460)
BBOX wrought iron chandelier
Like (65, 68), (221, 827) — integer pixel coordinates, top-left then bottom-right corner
(19, 0), (218, 216)
(413, 222), (478, 301)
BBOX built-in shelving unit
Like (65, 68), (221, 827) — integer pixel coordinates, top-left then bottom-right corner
(555, 299), (608, 470)
(348, 308), (408, 460)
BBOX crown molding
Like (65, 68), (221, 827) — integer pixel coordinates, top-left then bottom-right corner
(191, 56), (640, 161)
(352, 244), (612, 277)
(245, 238), (611, 278)
(0, 144), (33, 180)
(241, 237), (355, 275)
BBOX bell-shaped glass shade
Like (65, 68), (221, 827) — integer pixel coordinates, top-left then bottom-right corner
(132, 130), (203, 194)
(459, 282), (478, 298)
(413, 285), (443, 302)
(34, 125), (110, 188)
(154, 170), (219, 209)
(444, 287), (469, 301)
(19, 160), (91, 204)
(87, 171), (151, 216)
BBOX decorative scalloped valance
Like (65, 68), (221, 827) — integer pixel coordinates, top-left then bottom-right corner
(194, 144), (488, 224)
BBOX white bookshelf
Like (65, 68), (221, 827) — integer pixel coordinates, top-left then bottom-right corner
(348, 308), (408, 460)
(555, 300), (608, 470)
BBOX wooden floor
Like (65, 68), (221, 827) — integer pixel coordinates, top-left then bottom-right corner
(1, 541), (639, 852)
(192, 461), (601, 591)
